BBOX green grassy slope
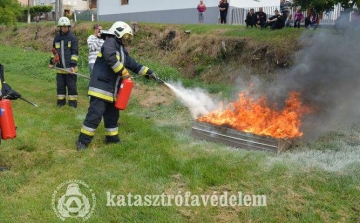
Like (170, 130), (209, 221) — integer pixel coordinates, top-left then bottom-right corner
(0, 42), (359, 222)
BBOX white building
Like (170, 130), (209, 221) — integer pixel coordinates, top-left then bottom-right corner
(98, 0), (281, 24)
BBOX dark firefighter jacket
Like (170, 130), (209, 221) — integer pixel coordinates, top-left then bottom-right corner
(0, 64), (4, 98)
(50, 31), (79, 73)
(88, 37), (152, 102)
(0, 64), (13, 99)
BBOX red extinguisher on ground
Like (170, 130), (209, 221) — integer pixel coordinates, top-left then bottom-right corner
(115, 78), (134, 110)
(0, 99), (16, 140)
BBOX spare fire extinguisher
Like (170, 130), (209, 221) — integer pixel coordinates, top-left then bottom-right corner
(115, 78), (134, 110)
(0, 99), (16, 140)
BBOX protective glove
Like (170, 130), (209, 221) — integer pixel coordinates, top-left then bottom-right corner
(2, 82), (12, 95)
(145, 72), (159, 81)
(2, 82), (22, 100)
(121, 68), (131, 78)
(4, 89), (21, 100)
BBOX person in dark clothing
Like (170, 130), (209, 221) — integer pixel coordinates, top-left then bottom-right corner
(218, 0), (229, 24)
(255, 7), (267, 29)
(305, 9), (319, 29)
(48, 17), (79, 108)
(280, 0), (292, 27)
(245, 8), (257, 28)
(76, 21), (159, 151)
(264, 10), (284, 30)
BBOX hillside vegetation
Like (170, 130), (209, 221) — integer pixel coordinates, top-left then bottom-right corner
(0, 22), (304, 84)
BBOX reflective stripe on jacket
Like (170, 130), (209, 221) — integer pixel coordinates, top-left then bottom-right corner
(88, 37), (150, 102)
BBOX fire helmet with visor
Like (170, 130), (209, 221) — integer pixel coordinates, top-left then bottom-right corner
(109, 21), (133, 41)
(57, 17), (71, 27)
(99, 29), (115, 40)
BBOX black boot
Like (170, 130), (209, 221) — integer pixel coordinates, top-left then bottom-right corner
(57, 99), (66, 107)
(76, 140), (88, 151)
(105, 136), (121, 144)
(68, 100), (77, 108)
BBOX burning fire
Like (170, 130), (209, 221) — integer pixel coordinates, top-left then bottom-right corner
(197, 91), (312, 139)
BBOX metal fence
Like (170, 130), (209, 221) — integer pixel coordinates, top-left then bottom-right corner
(75, 10), (98, 22)
(231, 4), (343, 25)
(28, 10), (97, 22)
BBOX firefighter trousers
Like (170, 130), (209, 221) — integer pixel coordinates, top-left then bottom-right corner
(56, 73), (78, 107)
(78, 97), (120, 145)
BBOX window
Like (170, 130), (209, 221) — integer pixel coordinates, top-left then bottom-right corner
(121, 0), (129, 5)
(89, 0), (97, 9)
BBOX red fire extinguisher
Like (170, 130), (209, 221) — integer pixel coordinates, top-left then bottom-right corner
(0, 99), (16, 140)
(115, 78), (134, 110)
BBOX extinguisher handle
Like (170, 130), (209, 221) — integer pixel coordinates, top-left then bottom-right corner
(122, 74), (132, 79)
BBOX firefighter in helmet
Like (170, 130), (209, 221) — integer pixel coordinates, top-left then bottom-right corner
(49, 17), (79, 108)
(76, 21), (159, 150)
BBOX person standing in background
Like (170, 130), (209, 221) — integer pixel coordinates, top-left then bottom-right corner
(48, 17), (79, 108)
(293, 9), (304, 28)
(280, 0), (292, 27)
(218, 0), (229, 24)
(87, 24), (104, 76)
(197, 0), (207, 24)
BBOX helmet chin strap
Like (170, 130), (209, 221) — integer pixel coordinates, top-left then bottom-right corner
(59, 27), (70, 34)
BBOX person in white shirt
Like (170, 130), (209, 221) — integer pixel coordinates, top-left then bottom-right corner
(87, 24), (104, 76)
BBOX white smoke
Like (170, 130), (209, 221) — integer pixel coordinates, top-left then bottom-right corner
(165, 81), (218, 119)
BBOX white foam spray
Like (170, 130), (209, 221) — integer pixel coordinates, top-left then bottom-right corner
(164, 81), (218, 119)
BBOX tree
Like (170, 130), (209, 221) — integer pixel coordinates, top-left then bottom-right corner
(294, 0), (359, 13)
(24, 5), (53, 21)
(0, 0), (22, 26)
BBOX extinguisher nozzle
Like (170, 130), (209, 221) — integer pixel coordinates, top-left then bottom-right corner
(156, 78), (166, 84)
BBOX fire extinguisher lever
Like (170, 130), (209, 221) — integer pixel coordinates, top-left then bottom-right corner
(3, 89), (38, 107)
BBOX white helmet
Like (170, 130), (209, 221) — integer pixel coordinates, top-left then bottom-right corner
(109, 21), (133, 39)
(58, 17), (71, 27)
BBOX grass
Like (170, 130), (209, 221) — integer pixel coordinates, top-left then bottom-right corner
(0, 40), (359, 223)
(183, 23), (305, 43)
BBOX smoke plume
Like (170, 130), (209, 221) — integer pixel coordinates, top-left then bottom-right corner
(166, 24), (360, 141)
(267, 26), (360, 140)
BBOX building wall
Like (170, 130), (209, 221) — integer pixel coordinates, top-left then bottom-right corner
(99, 7), (222, 25)
(98, 0), (281, 14)
(18, 0), (29, 6)
(99, 0), (219, 15)
(98, 0), (281, 24)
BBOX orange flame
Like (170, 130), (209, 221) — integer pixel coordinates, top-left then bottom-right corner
(197, 91), (312, 139)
